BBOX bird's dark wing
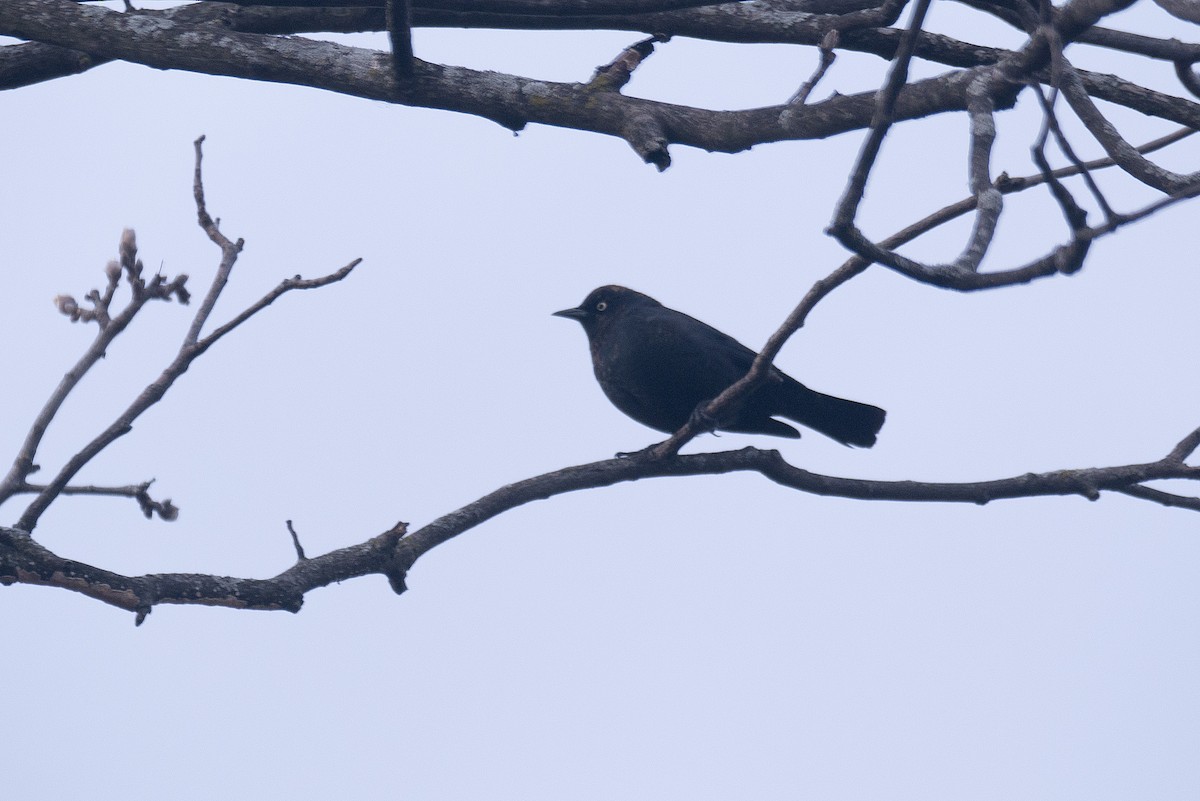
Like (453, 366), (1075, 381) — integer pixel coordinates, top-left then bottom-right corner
(649, 308), (884, 445)
(597, 305), (800, 437)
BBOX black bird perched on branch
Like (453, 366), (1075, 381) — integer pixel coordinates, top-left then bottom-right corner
(554, 285), (885, 447)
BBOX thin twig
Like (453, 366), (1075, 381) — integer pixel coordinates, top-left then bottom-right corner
(195, 261), (361, 355)
(12, 480), (177, 521)
(651, 259), (868, 458)
(789, 29), (838, 105)
(830, 0), (932, 233)
(1113, 484), (1200, 512)
(0, 233), (188, 506)
(587, 33), (667, 92)
(648, 92), (895, 454)
(1030, 88), (1089, 233)
(1040, 40), (1119, 222)
(11, 140), (359, 534)
(1176, 59), (1200, 99)
(184, 135), (244, 347)
(1056, 51), (1200, 195)
(1081, 180), (1200, 240)
(1167, 426), (1200, 464)
(651, 125), (1197, 456)
(286, 520), (308, 561)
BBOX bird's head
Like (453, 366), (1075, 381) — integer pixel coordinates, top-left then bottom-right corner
(553, 285), (659, 337)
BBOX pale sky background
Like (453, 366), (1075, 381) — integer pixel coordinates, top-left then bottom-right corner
(2, 2), (1199, 798)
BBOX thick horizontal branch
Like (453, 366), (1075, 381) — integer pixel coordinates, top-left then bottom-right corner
(0, 0), (985, 162)
(417, 3), (1009, 67)
(3, 444), (1197, 619)
(0, 40), (103, 90)
(198, 0), (748, 13)
(0, 523), (407, 621)
(7, 3), (1197, 154)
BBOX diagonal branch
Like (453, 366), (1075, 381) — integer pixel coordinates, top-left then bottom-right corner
(198, 0), (752, 13)
(651, 123), (1194, 456)
(0, 0), (984, 162)
(4, 0), (1195, 172)
(12, 480), (179, 522)
(1056, 50), (1200, 195)
(11, 139), (359, 534)
(196, 263), (361, 356)
(185, 136), (243, 347)
(1114, 484), (1200, 512)
(651, 258), (870, 458)
(1166, 425), (1200, 464)
(825, 0), (1159, 288)
(0, 234), (188, 507)
(830, 0), (932, 235)
(789, 29), (840, 105)
(1032, 80), (1116, 223)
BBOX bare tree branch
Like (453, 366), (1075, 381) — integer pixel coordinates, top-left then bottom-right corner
(1176, 59), (1200, 99)
(1033, 80), (1117, 223)
(789, 29), (840, 105)
(199, 0), (753, 13)
(286, 520), (309, 562)
(0, 0), (1009, 167)
(10, 481), (179, 522)
(1114, 485), (1200, 511)
(831, 0), (932, 239)
(0, 233), (189, 508)
(1167, 425), (1200, 464)
(1, 0), (1199, 624)
(4, 2), (1197, 168)
(9, 138), (358, 534)
(646, 118), (1196, 457)
(4, 437), (1199, 621)
(1056, 52), (1200, 194)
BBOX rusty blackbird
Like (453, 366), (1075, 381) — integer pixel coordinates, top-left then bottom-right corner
(554, 285), (885, 447)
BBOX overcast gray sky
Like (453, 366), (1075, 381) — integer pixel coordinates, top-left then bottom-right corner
(3, 2), (1199, 798)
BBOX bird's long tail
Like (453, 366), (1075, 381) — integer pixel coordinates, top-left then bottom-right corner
(780, 382), (886, 448)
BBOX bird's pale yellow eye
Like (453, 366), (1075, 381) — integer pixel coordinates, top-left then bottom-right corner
(595, 301), (607, 312)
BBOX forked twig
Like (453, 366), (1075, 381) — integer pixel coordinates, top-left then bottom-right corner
(9, 137), (359, 533)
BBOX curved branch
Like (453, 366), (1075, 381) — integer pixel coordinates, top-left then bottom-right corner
(201, 0), (753, 13)
(1176, 58), (1200, 99)
(7, 1), (1197, 158)
(10, 139), (359, 534)
(0, 234), (187, 507)
(0, 0), (985, 165)
(10, 481), (179, 522)
(1154, 0), (1200, 24)
(0, 2), (1006, 93)
(3, 443), (1198, 620)
(1, 0), (1198, 628)
(0, 523), (409, 623)
(1056, 52), (1200, 194)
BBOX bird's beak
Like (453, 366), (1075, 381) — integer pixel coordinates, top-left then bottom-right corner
(553, 307), (587, 320)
